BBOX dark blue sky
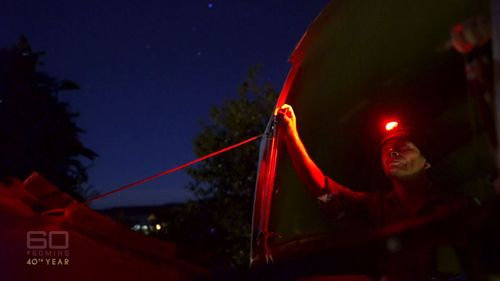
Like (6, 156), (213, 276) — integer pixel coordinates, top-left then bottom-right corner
(2, 0), (329, 209)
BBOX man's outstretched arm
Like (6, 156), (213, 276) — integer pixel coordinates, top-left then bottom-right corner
(277, 104), (326, 197)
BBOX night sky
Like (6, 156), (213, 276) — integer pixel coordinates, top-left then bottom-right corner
(2, 0), (330, 209)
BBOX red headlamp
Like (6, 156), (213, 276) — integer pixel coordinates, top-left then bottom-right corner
(385, 121), (399, 131)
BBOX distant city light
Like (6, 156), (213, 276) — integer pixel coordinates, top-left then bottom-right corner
(155, 224), (161, 231)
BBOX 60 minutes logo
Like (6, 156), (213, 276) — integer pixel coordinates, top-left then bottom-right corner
(27, 231), (69, 249)
(26, 231), (70, 266)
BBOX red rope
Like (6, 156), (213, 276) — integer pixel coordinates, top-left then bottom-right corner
(83, 134), (263, 205)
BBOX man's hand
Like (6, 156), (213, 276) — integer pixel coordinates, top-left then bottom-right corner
(275, 104), (297, 137)
(450, 16), (491, 55)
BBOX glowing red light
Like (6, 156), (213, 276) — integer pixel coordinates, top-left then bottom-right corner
(385, 121), (399, 131)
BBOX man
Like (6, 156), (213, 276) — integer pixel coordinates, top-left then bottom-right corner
(277, 104), (438, 222)
(276, 104), (483, 280)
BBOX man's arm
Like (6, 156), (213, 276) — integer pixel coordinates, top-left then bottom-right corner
(276, 104), (326, 197)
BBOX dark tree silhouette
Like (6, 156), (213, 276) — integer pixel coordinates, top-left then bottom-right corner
(0, 37), (97, 201)
(173, 66), (277, 268)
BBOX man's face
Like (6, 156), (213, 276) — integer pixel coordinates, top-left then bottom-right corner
(381, 139), (429, 180)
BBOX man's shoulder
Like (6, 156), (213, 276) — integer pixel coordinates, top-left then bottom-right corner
(419, 191), (483, 224)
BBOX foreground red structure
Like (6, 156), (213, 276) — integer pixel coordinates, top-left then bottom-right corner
(0, 173), (208, 281)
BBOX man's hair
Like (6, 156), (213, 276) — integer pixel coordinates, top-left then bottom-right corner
(380, 126), (431, 160)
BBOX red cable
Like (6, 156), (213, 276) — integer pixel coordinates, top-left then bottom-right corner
(83, 134), (263, 205)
